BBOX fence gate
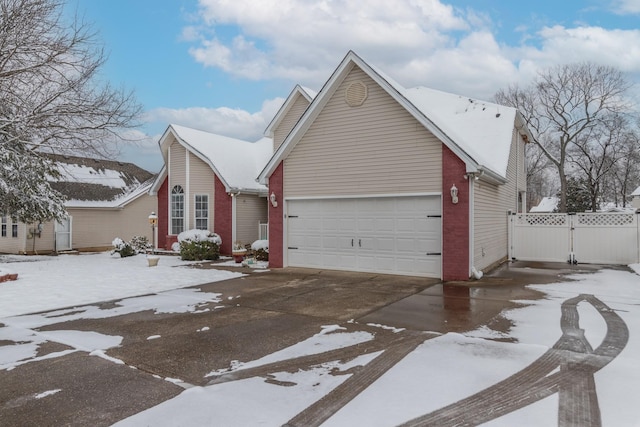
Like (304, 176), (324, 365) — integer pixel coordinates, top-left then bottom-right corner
(509, 212), (640, 265)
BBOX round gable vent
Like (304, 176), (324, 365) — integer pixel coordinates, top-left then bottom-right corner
(345, 81), (368, 107)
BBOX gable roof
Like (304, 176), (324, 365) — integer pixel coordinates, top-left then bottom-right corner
(258, 50), (532, 185)
(264, 85), (316, 138)
(631, 186), (640, 196)
(154, 124), (272, 195)
(46, 153), (155, 208)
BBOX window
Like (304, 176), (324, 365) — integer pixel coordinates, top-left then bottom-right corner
(11, 222), (18, 238)
(171, 185), (185, 235)
(1, 216), (6, 237)
(195, 194), (209, 230)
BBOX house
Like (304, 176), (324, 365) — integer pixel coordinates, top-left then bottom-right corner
(258, 51), (531, 281)
(0, 154), (156, 255)
(149, 124), (272, 255)
(631, 186), (640, 209)
(529, 196), (558, 213)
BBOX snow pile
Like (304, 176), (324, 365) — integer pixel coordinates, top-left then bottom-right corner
(251, 240), (268, 251)
(177, 229), (222, 245)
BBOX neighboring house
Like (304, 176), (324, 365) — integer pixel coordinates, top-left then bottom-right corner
(631, 186), (640, 209)
(258, 51), (532, 281)
(529, 196), (558, 213)
(149, 124), (272, 255)
(0, 154), (156, 255)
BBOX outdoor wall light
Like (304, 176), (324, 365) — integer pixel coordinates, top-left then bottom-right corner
(270, 192), (278, 208)
(450, 184), (459, 204)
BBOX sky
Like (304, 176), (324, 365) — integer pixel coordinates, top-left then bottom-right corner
(63, 0), (640, 172)
(1, 252), (639, 425)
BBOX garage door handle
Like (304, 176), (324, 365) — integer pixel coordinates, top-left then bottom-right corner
(359, 239), (361, 247)
(426, 252), (441, 256)
(351, 239), (354, 247)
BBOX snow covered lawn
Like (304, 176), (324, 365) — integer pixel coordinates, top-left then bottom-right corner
(1, 254), (639, 426)
(0, 252), (241, 318)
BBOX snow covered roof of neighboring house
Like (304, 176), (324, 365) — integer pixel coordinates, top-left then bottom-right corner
(631, 186), (640, 196)
(529, 196), (558, 213)
(258, 50), (532, 185)
(46, 154), (155, 209)
(154, 124), (272, 194)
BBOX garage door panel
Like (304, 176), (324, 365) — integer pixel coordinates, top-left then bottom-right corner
(287, 196), (441, 278)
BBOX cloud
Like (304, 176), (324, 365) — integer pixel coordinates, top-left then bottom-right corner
(145, 97), (285, 142)
(183, 0), (640, 105)
(522, 26), (640, 72)
(189, 0), (469, 86)
(611, 0), (640, 14)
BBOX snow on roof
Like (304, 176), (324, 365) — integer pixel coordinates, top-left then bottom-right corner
(259, 51), (524, 184)
(402, 87), (517, 178)
(530, 196), (559, 213)
(631, 186), (640, 196)
(46, 154), (155, 208)
(169, 124), (272, 192)
(65, 180), (154, 208)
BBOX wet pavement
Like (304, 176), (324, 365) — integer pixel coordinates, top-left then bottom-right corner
(0, 261), (630, 426)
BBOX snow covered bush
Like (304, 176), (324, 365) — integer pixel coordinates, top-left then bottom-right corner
(251, 239), (268, 261)
(111, 236), (151, 257)
(111, 238), (135, 258)
(177, 229), (221, 261)
(130, 236), (151, 254)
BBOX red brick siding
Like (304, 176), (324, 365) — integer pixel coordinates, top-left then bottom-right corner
(157, 177), (169, 250)
(214, 174), (232, 255)
(442, 145), (470, 281)
(268, 162), (284, 268)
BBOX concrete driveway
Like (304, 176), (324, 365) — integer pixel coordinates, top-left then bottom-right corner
(0, 261), (612, 426)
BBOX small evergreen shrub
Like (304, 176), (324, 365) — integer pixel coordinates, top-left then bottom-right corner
(177, 229), (221, 261)
(130, 235), (152, 254)
(111, 238), (136, 258)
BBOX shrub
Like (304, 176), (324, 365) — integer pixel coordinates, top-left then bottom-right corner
(130, 235), (151, 254)
(177, 229), (221, 261)
(251, 240), (268, 261)
(111, 238), (136, 258)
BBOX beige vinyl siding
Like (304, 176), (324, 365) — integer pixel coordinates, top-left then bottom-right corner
(284, 65), (442, 197)
(24, 221), (55, 254)
(0, 219), (26, 253)
(188, 151), (216, 230)
(235, 195), (268, 245)
(67, 194), (157, 250)
(473, 129), (526, 271)
(274, 95), (310, 151)
(168, 137), (186, 189)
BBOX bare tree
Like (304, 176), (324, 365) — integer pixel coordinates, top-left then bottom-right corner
(495, 63), (633, 212)
(604, 125), (640, 207)
(568, 114), (630, 211)
(525, 143), (556, 210)
(0, 0), (142, 222)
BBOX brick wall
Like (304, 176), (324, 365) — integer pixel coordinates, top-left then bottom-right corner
(442, 145), (470, 281)
(214, 175), (232, 255)
(268, 162), (284, 268)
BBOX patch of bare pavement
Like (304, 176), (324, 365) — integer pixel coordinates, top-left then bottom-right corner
(0, 261), (624, 426)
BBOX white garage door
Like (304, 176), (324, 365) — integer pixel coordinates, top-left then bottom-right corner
(286, 196), (441, 277)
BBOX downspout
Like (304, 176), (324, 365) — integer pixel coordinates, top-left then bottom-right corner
(468, 172), (483, 280)
(468, 172), (475, 278)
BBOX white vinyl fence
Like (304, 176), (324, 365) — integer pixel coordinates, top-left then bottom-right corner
(509, 212), (640, 265)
